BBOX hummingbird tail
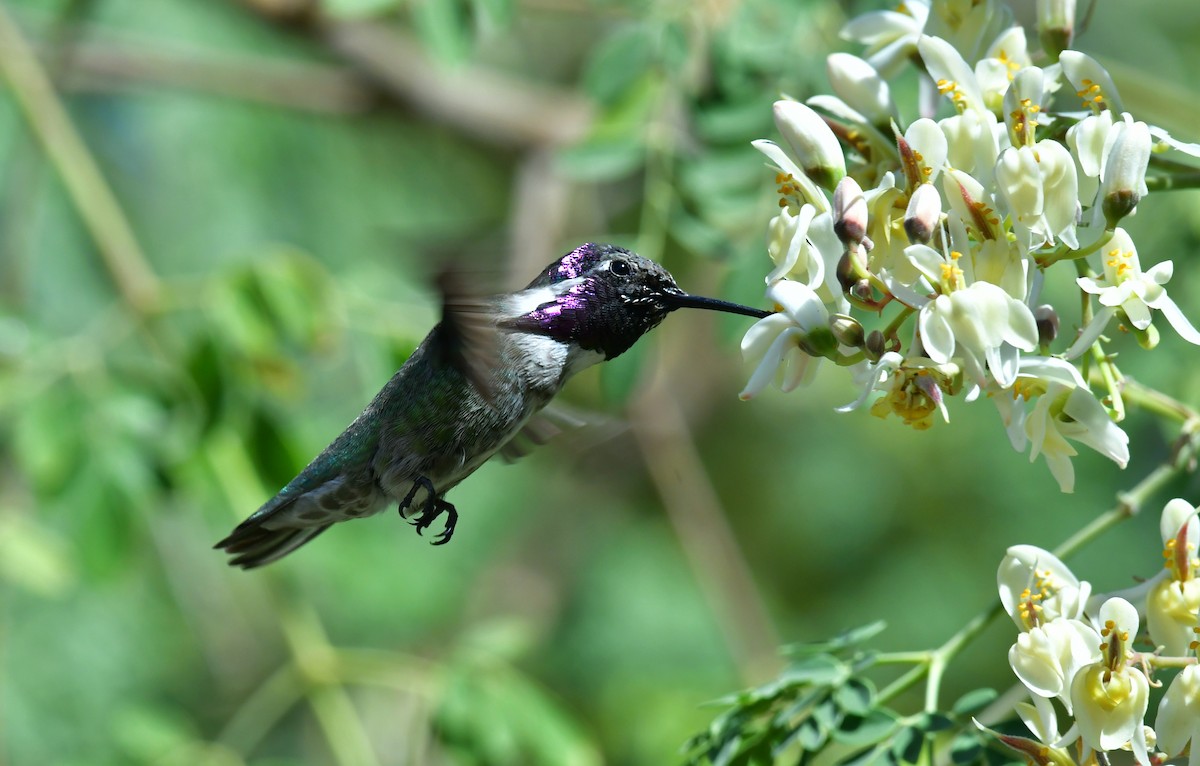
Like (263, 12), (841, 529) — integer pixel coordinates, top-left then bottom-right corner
(215, 521), (332, 569)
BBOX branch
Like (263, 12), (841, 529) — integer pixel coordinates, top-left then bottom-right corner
(0, 6), (162, 315)
(237, 1), (594, 148)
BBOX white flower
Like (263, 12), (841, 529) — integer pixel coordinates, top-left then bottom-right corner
(1098, 114), (1151, 225)
(976, 25), (1032, 112)
(1059, 50), (1124, 114)
(1069, 598), (1150, 761)
(1156, 664), (1200, 766)
(998, 544), (1092, 628)
(992, 357), (1129, 493)
(917, 281), (1038, 388)
(920, 35), (989, 116)
(753, 139), (829, 213)
(826, 54), (895, 127)
(739, 281), (831, 400)
(1068, 228), (1200, 357)
(1067, 109), (1115, 207)
(940, 109), (1003, 183)
(994, 140), (1079, 253)
(863, 354), (960, 430)
(773, 100), (846, 191)
(1010, 619), (1101, 708)
(840, 0), (930, 78)
(998, 545), (1099, 711)
(766, 204), (822, 287)
(1146, 499), (1200, 655)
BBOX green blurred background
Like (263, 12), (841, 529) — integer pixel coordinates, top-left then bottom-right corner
(3, 0), (1200, 763)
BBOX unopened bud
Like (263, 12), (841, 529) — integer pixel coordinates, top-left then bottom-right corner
(904, 183), (941, 244)
(773, 100), (846, 191)
(829, 314), (865, 348)
(833, 176), (868, 246)
(1037, 0), (1076, 60)
(865, 330), (886, 361)
(1099, 116), (1150, 226)
(825, 53), (893, 127)
(850, 279), (873, 304)
(1034, 304), (1059, 347)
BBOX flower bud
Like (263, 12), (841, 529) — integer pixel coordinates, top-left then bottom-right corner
(903, 183), (941, 244)
(773, 100), (846, 191)
(825, 53), (893, 127)
(1034, 304), (1059, 347)
(865, 330), (886, 361)
(850, 279), (873, 304)
(828, 314), (865, 348)
(1037, 0), (1076, 60)
(1100, 117), (1151, 226)
(832, 176), (868, 246)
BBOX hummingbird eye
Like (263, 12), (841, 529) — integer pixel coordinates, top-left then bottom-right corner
(609, 259), (632, 277)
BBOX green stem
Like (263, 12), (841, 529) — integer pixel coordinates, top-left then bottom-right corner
(873, 651), (934, 666)
(1037, 228), (1113, 269)
(0, 6), (162, 315)
(883, 306), (917, 343)
(1092, 345), (1125, 422)
(1120, 378), (1200, 424)
(216, 664), (304, 754)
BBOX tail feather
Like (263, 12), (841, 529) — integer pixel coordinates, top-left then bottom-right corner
(216, 522), (332, 569)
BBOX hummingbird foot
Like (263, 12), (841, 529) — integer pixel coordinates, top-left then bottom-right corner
(409, 496), (458, 545)
(397, 476), (437, 519)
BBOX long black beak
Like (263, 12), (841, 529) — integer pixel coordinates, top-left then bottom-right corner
(661, 290), (772, 319)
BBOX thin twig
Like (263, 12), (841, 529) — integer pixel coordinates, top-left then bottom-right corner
(0, 5), (162, 315)
(630, 390), (784, 683)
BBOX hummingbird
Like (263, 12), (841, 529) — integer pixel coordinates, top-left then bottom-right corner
(216, 243), (769, 568)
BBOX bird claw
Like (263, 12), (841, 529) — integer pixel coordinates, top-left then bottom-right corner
(398, 477), (458, 545)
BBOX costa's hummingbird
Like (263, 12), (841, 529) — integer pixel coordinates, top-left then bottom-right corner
(216, 243), (769, 568)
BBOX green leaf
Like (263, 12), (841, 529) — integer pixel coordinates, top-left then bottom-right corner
(838, 743), (893, 766)
(950, 733), (984, 765)
(951, 688), (999, 716)
(833, 678), (875, 715)
(833, 709), (900, 748)
(891, 726), (925, 765)
(918, 713), (955, 733)
(785, 622), (887, 657)
(789, 718), (827, 751)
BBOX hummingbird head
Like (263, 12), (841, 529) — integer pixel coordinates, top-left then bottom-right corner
(502, 243), (769, 360)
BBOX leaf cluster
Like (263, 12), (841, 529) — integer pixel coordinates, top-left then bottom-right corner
(683, 624), (1013, 766)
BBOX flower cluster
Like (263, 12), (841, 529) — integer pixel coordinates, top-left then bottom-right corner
(992, 498), (1200, 766)
(739, 0), (1200, 492)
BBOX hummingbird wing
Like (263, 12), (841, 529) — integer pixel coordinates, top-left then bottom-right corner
(434, 263), (503, 406)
